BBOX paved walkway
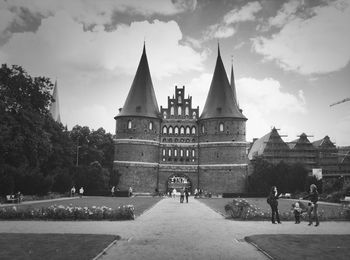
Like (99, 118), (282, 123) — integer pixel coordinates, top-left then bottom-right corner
(1, 197), (350, 259)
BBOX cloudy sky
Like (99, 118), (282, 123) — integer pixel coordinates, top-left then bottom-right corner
(1, 0), (349, 146)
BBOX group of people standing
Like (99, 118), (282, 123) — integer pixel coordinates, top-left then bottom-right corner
(267, 184), (319, 226)
(171, 188), (189, 203)
(70, 186), (84, 198)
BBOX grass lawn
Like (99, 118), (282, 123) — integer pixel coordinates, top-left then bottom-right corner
(5, 196), (162, 217)
(0, 233), (117, 260)
(245, 234), (350, 260)
(199, 198), (344, 220)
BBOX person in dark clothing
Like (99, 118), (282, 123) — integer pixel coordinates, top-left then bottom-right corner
(185, 188), (189, 203)
(268, 186), (281, 224)
(180, 188), (185, 203)
(303, 184), (319, 226)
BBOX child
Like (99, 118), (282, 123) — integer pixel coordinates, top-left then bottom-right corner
(292, 202), (302, 224)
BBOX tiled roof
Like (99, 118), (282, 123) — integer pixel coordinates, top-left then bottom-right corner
(200, 46), (246, 120)
(116, 44), (160, 119)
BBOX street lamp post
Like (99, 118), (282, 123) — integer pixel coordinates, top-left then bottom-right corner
(76, 142), (82, 166)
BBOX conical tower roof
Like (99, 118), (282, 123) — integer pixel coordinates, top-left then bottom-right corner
(116, 44), (160, 119)
(200, 46), (246, 120)
(49, 80), (61, 123)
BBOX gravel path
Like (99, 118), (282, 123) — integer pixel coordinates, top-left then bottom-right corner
(1, 197), (349, 259)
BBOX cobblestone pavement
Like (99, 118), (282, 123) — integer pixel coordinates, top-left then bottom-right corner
(1, 197), (349, 259)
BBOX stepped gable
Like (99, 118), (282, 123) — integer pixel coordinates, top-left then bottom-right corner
(116, 44), (160, 119)
(49, 80), (61, 123)
(248, 127), (289, 160)
(200, 46), (246, 120)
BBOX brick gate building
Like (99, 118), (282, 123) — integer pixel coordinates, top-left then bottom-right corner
(114, 45), (249, 194)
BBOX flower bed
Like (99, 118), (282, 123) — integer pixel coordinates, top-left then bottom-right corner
(0, 204), (135, 220)
(224, 198), (350, 221)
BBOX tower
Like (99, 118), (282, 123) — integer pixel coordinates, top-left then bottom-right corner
(197, 46), (248, 193)
(114, 44), (161, 192)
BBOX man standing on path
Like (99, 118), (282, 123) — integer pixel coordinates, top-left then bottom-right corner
(185, 188), (189, 203)
(180, 188), (185, 203)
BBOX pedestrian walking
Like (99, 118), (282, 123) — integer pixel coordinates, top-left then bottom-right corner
(180, 188), (185, 203)
(292, 202), (302, 224)
(172, 188), (177, 198)
(304, 184), (320, 226)
(185, 188), (189, 203)
(71, 186), (76, 197)
(111, 186), (115, 197)
(79, 187), (84, 198)
(267, 186), (281, 224)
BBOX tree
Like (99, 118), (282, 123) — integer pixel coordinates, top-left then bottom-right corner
(0, 64), (55, 194)
(248, 158), (308, 195)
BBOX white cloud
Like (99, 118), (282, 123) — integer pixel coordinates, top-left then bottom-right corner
(0, 0), (197, 39)
(185, 73), (213, 110)
(253, 0), (350, 74)
(65, 104), (115, 133)
(223, 1), (262, 24)
(0, 12), (205, 79)
(203, 1), (262, 40)
(236, 77), (307, 140)
(237, 77), (306, 114)
(268, 0), (302, 28)
(205, 24), (236, 39)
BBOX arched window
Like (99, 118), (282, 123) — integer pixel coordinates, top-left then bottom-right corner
(191, 126), (196, 134)
(162, 149), (166, 156)
(178, 95), (182, 103)
(163, 111), (167, 119)
(186, 126), (190, 135)
(180, 149), (184, 157)
(127, 120), (132, 129)
(168, 149), (172, 157)
(201, 125), (205, 134)
(149, 121), (153, 130)
(178, 106), (182, 116)
(174, 126), (179, 135)
(219, 123), (224, 132)
(186, 149), (189, 157)
(168, 126), (173, 134)
(192, 149), (195, 157)
(162, 126), (167, 134)
(180, 126), (185, 135)
(185, 107), (189, 116)
(192, 111), (196, 119)
(174, 149), (178, 157)
(170, 106), (174, 115)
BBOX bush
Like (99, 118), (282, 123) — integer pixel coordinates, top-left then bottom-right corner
(224, 198), (346, 221)
(0, 204), (135, 221)
(224, 199), (269, 220)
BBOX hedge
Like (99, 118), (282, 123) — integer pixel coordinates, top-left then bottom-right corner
(0, 204), (134, 220)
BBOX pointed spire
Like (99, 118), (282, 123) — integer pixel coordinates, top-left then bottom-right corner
(49, 80), (61, 123)
(217, 41), (221, 57)
(230, 57), (239, 108)
(116, 44), (160, 119)
(200, 47), (246, 120)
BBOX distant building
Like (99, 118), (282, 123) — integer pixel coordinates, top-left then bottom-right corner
(49, 80), (61, 123)
(113, 45), (249, 194)
(248, 128), (350, 178)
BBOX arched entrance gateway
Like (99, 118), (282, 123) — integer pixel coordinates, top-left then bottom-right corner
(167, 174), (192, 194)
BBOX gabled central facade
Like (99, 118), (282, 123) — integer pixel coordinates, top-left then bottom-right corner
(114, 45), (248, 194)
